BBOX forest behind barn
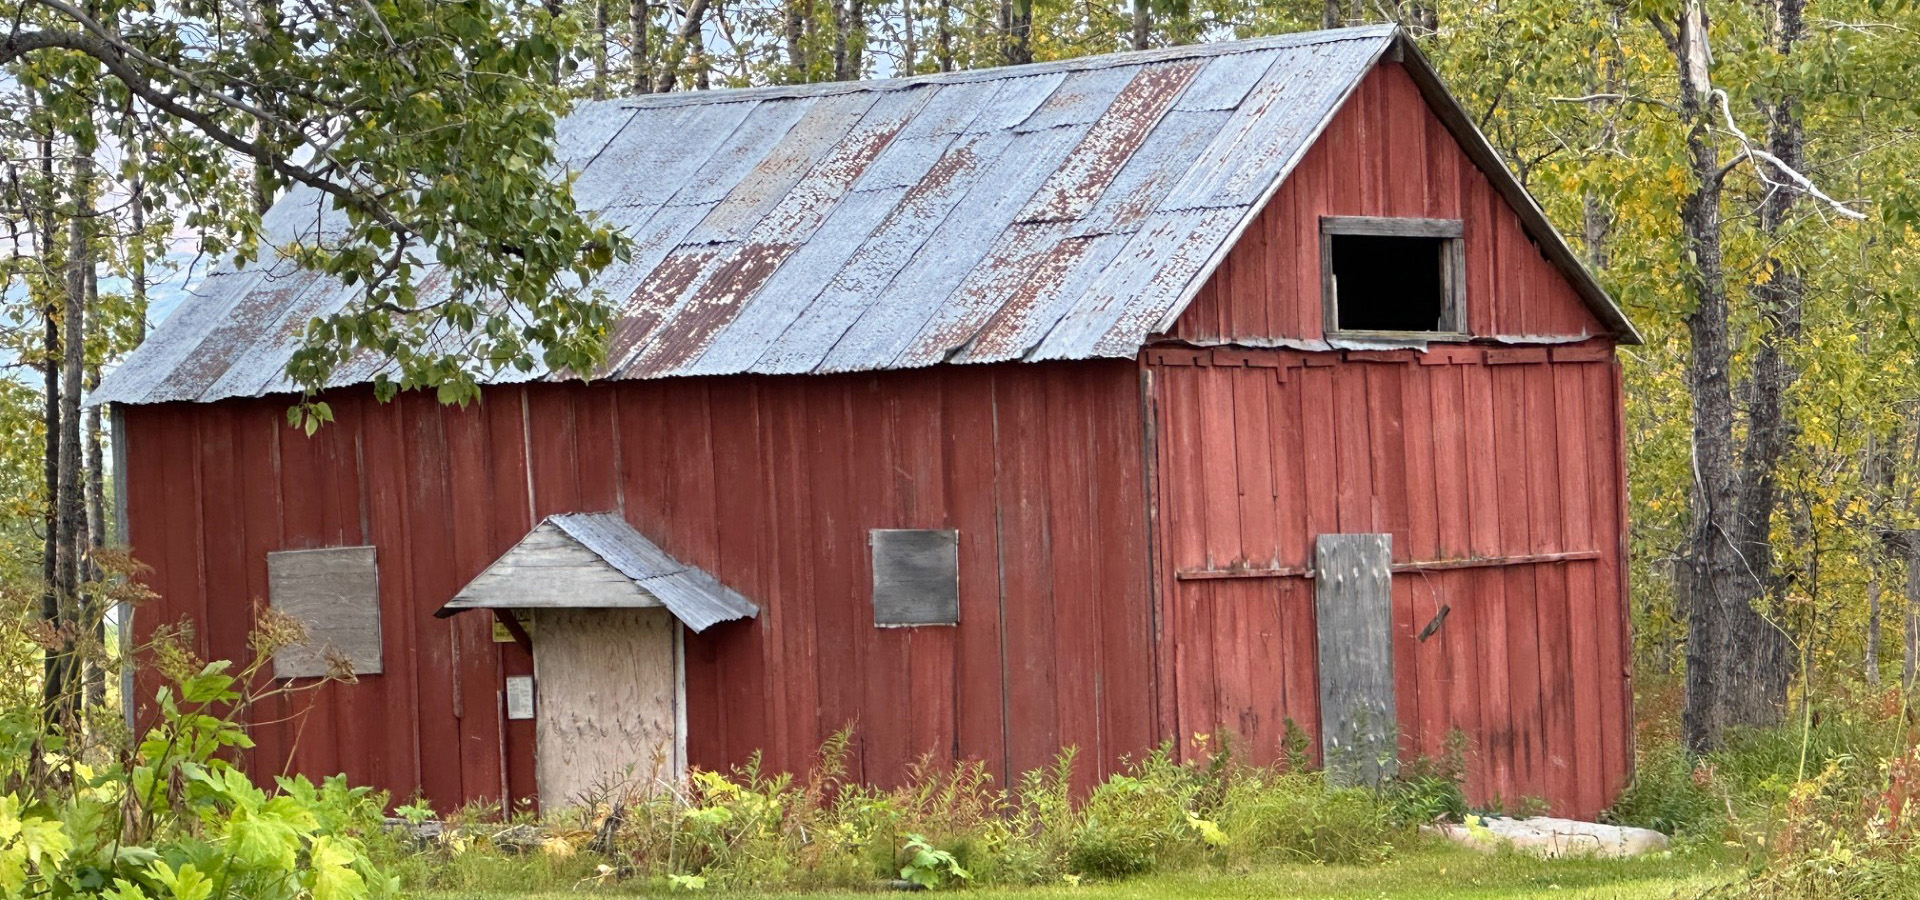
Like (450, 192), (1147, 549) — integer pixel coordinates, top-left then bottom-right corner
(0, 0), (1918, 896)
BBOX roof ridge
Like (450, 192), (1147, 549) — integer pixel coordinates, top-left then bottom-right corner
(607, 25), (1399, 110)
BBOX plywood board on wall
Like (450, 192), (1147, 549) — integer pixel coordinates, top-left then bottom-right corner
(267, 546), (381, 678)
(533, 607), (681, 808)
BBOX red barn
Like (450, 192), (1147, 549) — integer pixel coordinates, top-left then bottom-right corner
(98, 25), (1640, 819)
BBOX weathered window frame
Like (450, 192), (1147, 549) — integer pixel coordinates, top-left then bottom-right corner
(870, 529), (960, 627)
(1320, 216), (1468, 340)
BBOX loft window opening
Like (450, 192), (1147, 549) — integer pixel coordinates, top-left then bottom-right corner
(1321, 216), (1466, 336)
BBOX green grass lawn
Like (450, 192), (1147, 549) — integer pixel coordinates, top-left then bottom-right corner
(412, 845), (1730, 900)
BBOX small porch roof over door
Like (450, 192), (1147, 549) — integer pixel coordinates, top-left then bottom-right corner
(435, 512), (760, 632)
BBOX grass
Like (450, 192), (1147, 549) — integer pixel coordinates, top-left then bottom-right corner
(411, 844), (1730, 900)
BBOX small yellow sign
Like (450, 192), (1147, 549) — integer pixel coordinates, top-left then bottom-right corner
(491, 612), (533, 643)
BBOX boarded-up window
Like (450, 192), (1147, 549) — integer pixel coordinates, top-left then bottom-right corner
(871, 529), (959, 626)
(267, 546), (382, 678)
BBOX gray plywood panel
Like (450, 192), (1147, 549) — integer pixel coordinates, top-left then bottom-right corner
(268, 545), (382, 679)
(1313, 533), (1396, 787)
(871, 529), (959, 626)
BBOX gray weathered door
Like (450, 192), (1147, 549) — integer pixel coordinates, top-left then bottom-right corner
(1313, 533), (1396, 787)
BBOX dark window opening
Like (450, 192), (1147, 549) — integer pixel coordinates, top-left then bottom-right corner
(1321, 217), (1465, 336)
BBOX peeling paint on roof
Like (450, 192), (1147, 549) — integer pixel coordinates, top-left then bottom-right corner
(95, 25), (1635, 407)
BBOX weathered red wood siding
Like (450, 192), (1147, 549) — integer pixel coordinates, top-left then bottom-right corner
(1145, 345), (1629, 819)
(1171, 62), (1606, 344)
(121, 361), (1157, 810)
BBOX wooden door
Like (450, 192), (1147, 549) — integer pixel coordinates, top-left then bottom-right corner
(531, 607), (685, 808)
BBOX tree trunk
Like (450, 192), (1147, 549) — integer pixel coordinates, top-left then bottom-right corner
(934, 0), (953, 72)
(901, 0), (916, 75)
(785, 0), (808, 78)
(1132, 0), (1150, 50)
(1000, 0), (1031, 66)
(51, 152), (91, 732)
(1676, 0), (1805, 752)
(631, 0), (651, 94)
(37, 121), (64, 729)
(655, 0), (712, 92)
(593, 0), (610, 99)
(1907, 537), (1920, 691)
(831, 0), (865, 80)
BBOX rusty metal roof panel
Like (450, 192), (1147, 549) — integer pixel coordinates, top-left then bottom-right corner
(111, 26), (1547, 406)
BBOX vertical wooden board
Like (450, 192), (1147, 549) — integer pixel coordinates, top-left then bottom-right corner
(402, 394), (465, 804)
(1521, 367), (1576, 809)
(1423, 107), (1462, 219)
(890, 375), (958, 765)
(1091, 365), (1154, 766)
(1277, 577), (1320, 762)
(1294, 144), (1328, 339)
(572, 388), (622, 512)
(707, 380), (773, 771)
(350, 396), (414, 798)
(271, 414), (340, 782)
(1198, 366), (1242, 568)
(1589, 361), (1631, 798)
(1463, 365), (1510, 800)
(483, 389), (538, 809)
(525, 385), (581, 519)
(852, 378), (912, 785)
(1553, 365), (1605, 815)
(233, 404), (289, 782)
(1364, 364), (1411, 554)
(1159, 368), (1208, 569)
(1405, 573), (1452, 760)
(942, 369), (1006, 779)
(1503, 564), (1547, 804)
(1314, 533), (1395, 787)
(1331, 366), (1373, 534)
(1163, 373), (1217, 747)
(193, 407), (253, 762)
(1524, 367), (1564, 555)
(994, 373), (1060, 779)
(1044, 371), (1101, 776)
(1232, 368), (1280, 566)
(443, 398), (507, 807)
(120, 409), (171, 720)
(1462, 166), (1497, 336)
(324, 399), (376, 786)
(1382, 66), (1427, 218)
(614, 383), (672, 540)
(1270, 368), (1310, 569)
(1146, 366), (1181, 748)
(754, 379), (817, 773)
(1298, 365), (1339, 545)
(1401, 364), (1440, 562)
(1430, 365), (1471, 559)
(534, 608), (679, 806)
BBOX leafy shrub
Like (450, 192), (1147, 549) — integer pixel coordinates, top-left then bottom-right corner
(1386, 731), (1471, 825)
(1217, 770), (1397, 864)
(0, 656), (396, 899)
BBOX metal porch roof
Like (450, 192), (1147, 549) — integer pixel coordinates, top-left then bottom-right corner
(94, 25), (1634, 407)
(437, 512), (759, 632)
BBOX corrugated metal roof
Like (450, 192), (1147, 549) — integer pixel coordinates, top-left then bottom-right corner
(437, 512), (760, 632)
(94, 25), (1635, 407)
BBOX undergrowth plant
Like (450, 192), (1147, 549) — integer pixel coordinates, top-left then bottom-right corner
(400, 729), (1430, 892)
(0, 615), (395, 899)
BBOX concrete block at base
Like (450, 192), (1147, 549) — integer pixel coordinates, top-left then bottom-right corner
(1421, 817), (1671, 858)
